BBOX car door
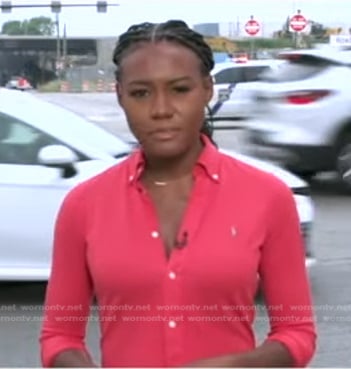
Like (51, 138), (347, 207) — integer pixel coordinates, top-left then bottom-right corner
(0, 112), (74, 280)
(211, 65), (275, 120)
(239, 65), (272, 118)
(211, 66), (246, 118)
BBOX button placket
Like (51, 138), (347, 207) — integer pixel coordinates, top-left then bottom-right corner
(162, 257), (184, 365)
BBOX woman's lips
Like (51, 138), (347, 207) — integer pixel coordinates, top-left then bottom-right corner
(150, 128), (179, 141)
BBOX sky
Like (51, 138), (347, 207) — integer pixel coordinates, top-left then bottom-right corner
(0, 0), (350, 37)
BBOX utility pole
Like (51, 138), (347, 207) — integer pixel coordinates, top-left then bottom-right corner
(62, 23), (67, 77)
(55, 12), (60, 74)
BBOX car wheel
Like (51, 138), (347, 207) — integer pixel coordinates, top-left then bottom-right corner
(336, 133), (351, 191)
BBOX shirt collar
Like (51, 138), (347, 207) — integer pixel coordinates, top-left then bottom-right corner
(127, 134), (221, 186)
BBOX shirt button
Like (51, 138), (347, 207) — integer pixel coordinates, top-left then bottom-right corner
(168, 271), (176, 280)
(168, 320), (177, 328)
(129, 175), (134, 182)
(212, 173), (219, 180)
(151, 231), (159, 238)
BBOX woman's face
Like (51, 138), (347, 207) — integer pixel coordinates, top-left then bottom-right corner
(116, 41), (213, 159)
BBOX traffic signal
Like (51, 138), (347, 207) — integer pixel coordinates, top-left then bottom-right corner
(97, 1), (107, 13)
(1, 0), (12, 13)
(51, 0), (61, 13)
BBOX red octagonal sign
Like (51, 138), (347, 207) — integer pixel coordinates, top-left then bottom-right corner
(245, 17), (260, 36)
(290, 11), (307, 32)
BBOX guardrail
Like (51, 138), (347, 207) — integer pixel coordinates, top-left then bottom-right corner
(57, 79), (116, 93)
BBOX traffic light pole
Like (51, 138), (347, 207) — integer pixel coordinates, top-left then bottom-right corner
(55, 12), (60, 71)
(1, 3), (118, 8)
(1, 2), (119, 12)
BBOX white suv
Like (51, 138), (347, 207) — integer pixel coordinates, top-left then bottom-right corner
(245, 47), (351, 189)
(209, 58), (284, 126)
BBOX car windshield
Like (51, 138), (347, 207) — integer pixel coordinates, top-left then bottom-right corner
(42, 106), (132, 158)
(1, 92), (132, 159)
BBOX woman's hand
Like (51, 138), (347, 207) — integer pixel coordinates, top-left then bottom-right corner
(183, 341), (295, 367)
(183, 353), (242, 367)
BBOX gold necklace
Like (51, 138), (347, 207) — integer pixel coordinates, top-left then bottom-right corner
(148, 173), (193, 187)
(153, 180), (168, 186)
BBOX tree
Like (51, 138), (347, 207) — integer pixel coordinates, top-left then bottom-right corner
(275, 16), (293, 39)
(1, 16), (55, 36)
(309, 21), (328, 41)
(1, 20), (22, 35)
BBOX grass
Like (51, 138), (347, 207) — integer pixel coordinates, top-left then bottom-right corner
(37, 80), (62, 93)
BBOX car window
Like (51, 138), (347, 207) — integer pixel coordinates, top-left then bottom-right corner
(242, 66), (270, 82)
(0, 112), (83, 165)
(261, 57), (331, 83)
(213, 67), (245, 84)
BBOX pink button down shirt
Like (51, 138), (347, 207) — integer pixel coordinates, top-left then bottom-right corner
(40, 135), (316, 367)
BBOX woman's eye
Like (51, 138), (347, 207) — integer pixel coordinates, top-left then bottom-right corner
(130, 90), (149, 98)
(173, 86), (190, 93)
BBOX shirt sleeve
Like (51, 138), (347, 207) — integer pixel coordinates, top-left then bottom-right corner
(39, 186), (94, 367)
(258, 179), (317, 367)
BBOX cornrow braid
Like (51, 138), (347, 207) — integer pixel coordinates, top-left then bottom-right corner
(113, 20), (214, 78)
(112, 20), (216, 144)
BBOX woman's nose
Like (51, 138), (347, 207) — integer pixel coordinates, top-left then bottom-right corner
(150, 92), (174, 119)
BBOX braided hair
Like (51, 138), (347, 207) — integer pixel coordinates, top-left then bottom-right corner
(112, 20), (216, 143)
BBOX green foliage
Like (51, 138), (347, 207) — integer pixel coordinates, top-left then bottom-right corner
(309, 21), (329, 41)
(1, 20), (22, 35)
(236, 38), (295, 50)
(1, 16), (55, 36)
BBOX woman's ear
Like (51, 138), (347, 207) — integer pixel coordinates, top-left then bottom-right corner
(115, 82), (123, 107)
(203, 75), (214, 104)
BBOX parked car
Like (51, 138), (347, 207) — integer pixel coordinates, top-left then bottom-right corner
(208, 58), (285, 126)
(244, 48), (351, 190)
(5, 76), (33, 91)
(0, 88), (315, 281)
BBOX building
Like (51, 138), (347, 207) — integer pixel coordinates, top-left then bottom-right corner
(0, 35), (120, 87)
(193, 23), (220, 37)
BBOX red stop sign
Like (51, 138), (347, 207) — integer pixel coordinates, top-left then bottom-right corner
(245, 18), (260, 36)
(290, 12), (307, 32)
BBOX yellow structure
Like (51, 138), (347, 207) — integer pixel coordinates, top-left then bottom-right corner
(325, 27), (343, 36)
(204, 36), (238, 52)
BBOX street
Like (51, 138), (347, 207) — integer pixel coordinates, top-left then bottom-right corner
(0, 93), (350, 367)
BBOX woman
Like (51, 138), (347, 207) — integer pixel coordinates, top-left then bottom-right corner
(40, 20), (316, 367)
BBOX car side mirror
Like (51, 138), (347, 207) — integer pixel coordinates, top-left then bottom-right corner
(38, 145), (78, 178)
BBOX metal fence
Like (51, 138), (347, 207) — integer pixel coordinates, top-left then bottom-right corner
(60, 64), (116, 92)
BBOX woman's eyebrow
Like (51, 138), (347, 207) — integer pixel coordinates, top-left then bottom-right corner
(127, 76), (193, 86)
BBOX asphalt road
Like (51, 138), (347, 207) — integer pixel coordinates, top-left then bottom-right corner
(0, 93), (350, 367)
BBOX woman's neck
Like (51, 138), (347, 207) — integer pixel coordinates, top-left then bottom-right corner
(143, 139), (203, 182)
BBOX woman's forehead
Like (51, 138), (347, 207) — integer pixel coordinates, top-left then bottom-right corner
(119, 41), (202, 82)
